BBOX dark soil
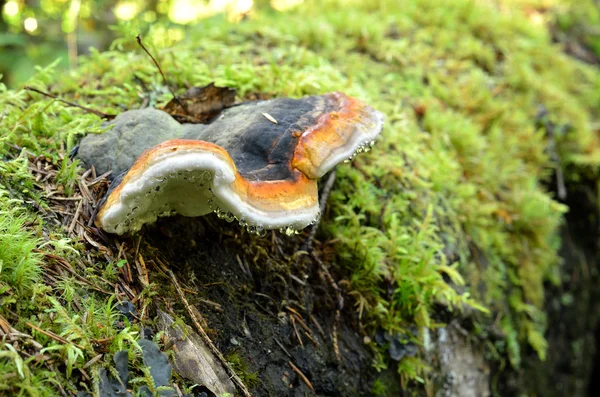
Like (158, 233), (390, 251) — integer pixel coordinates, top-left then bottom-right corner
(142, 214), (379, 397)
(516, 176), (600, 397)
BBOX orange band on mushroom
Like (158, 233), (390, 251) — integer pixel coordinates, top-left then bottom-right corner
(292, 92), (380, 179)
(97, 139), (318, 229)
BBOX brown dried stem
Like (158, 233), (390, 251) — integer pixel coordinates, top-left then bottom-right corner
(23, 86), (115, 120)
(135, 34), (189, 115)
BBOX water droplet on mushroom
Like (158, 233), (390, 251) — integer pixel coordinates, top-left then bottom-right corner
(256, 226), (266, 237)
(201, 171), (212, 182)
(247, 225), (257, 234)
(223, 212), (235, 222)
(239, 218), (248, 227)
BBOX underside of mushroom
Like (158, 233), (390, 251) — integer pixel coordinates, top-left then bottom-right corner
(78, 92), (384, 235)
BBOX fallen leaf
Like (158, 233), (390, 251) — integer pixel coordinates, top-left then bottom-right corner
(163, 82), (236, 123)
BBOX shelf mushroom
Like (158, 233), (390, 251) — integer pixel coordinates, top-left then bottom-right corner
(78, 92), (384, 235)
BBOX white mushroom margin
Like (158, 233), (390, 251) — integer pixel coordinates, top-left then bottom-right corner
(99, 147), (320, 235)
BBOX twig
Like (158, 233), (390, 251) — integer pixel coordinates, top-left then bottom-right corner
(23, 86), (115, 119)
(135, 34), (189, 115)
(309, 314), (326, 338)
(288, 361), (314, 391)
(136, 253), (150, 286)
(291, 314), (311, 335)
(167, 270), (251, 397)
(304, 331), (318, 347)
(333, 309), (341, 362)
(68, 199), (83, 235)
(48, 196), (83, 201)
(273, 337), (291, 358)
(291, 315), (303, 347)
(25, 322), (84, 350)
(83, 354), (103, 369)
(198, 298), (224, 312)
(304, 169), (337, 252)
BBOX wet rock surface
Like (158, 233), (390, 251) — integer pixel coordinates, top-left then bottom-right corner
(432, 321), (490, 397)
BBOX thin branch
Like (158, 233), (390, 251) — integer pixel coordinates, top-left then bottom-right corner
(23, 86), (115, 120)
(288, 361), (314, 391)
(168, 270), (252, 397)
(135, 34), (189, 115)
(25, 322), (84, 350)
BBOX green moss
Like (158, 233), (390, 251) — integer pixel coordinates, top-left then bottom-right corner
(0, 186), (42, 302)
(0, 0), (598, 393)
(225, 351), (260, 389)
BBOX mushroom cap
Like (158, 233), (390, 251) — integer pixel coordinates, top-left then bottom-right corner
(79, 92), (383, 234)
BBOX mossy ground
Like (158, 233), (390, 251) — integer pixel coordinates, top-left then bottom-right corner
(0, 0), (599, 396)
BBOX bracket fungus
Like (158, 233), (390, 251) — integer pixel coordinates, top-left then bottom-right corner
(78, 92), (383, 235)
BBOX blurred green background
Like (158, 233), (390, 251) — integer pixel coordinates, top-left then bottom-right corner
(0, 0), (274, 87)
(1, 0), (599, 89)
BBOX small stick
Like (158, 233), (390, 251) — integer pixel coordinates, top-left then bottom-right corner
(309, 314), (326, 338)
(288, 361), (314, 391)
(304, 331), (318, 347)
(83, 354), (103, 369)
(25, 322), (84, 350)
(291, 315), (303, 347)
(274, 337), (291, 358)
(136, 253), (150, 286)
(286, 306), (303, 318)
(48, 196), (83, 201)
(135, 34), (189, 116)
(23, 86), (115, 119)
(168, 270), (251, 397)
(292, 314), (311, 335)
(86, 170), (112, 187)
(333, 309), (341, 362)
(198, 298), (223, 312)
(304, 169), (337, 252)
(68, 199), (83, 235)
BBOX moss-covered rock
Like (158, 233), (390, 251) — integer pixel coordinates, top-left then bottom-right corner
(1, 0), (599, 395)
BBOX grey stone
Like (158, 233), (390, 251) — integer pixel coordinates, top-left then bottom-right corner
(78, 108), (186, 176)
